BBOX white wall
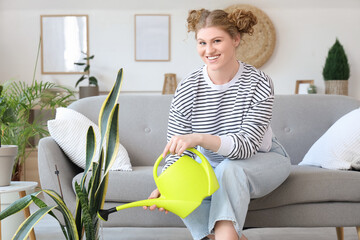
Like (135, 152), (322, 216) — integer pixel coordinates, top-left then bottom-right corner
(1, 0), (359, 99)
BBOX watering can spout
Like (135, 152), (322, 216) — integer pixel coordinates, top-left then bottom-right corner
(98, 197), (202, 221)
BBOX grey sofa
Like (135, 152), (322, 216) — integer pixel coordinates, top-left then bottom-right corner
(38, 94), (360, 240)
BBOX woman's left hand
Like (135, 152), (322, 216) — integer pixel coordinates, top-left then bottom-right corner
(162, 134), (201, 157)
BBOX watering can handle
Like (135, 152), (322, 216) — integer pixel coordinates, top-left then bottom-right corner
(153, 148), (216, 194)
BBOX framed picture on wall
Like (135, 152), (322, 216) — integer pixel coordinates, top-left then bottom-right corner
(295, 80), (314, 94)
(135, 14), (171, 61)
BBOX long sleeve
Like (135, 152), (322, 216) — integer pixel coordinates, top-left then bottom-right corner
(217, 74), (274, 160)
(163, 77), (197, 170)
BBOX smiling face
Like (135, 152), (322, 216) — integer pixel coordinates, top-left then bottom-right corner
(196, 26), (240, 73)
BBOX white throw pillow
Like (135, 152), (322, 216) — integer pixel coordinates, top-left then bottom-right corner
(299, 107), (360, 170)
(48, 108), (132, 171)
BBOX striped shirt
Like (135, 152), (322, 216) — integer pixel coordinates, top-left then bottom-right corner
(164, 62), (274, 169)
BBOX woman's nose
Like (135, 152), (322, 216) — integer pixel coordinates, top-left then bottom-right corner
(205, 44), (215, 54)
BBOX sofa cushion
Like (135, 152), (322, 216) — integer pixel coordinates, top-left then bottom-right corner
(74, 165), (360, 208)
(299, 107), (360, 170)
(73, 166), (163, 202)
(249, 165), (360, 211)
(48, 107), (132, 171)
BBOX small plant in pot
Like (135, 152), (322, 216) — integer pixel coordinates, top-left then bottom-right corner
(322, 38), (350, 95)
(74, 52), (99, 99)
(0, 85), (17, 186)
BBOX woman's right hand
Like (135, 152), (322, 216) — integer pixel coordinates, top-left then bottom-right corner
(143, 188), (169, 214)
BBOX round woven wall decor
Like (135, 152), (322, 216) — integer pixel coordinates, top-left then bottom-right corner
(225, 4), (276, 68)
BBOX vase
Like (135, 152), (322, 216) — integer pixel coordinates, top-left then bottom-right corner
(325, 80), (348, 96)
(79, 86), (99, 99)
(0, 145), (18, 186)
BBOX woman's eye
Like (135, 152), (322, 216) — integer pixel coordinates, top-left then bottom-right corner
(214, 39), (221, 43)
(199, 42), (206, 46)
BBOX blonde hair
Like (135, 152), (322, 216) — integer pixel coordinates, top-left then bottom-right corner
(187, 8), (257, 39)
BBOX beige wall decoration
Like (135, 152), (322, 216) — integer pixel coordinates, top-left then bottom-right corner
(135, 14), (171, 61)
(225, 4), (276, 68)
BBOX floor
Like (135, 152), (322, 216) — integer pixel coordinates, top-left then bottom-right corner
(31, 209), (359, 240)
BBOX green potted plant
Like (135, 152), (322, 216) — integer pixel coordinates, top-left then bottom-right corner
(1, 39), (75, 181)
(322, 38), (350, 95)
(0, 85), (17, 186)
(0, 69), (123, 240)
(2, 80), (75, 181)
(74, 52), (99, 98)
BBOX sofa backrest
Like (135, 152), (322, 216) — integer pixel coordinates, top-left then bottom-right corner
(69, 94), (173, 166)
(272, 94), (360, 164)
(68, 94), (360, 166)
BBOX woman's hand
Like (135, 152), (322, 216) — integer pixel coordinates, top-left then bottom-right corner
(162, 133), (221, 158)
(162, 134), (202, 157)
(143, 188), (169, 214)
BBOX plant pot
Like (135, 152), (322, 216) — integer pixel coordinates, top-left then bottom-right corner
(79, 86), (99, 99)
(325, 80), (348, 96)
(0, 145), (18, 186)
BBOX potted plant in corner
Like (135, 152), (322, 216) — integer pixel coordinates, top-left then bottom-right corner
(0, 85), (17, 186)
(74, 52), (99, 98)
(0, 69), (124, 240)
(322, 38), (350, 95)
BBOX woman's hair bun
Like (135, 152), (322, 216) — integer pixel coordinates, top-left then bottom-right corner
(228, 9), (257, 35)
(187, 9), (209, 33)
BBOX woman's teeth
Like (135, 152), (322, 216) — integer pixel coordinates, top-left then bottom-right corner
(208, 55), (219, 60)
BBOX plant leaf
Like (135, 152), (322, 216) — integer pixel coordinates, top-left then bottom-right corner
(100, 104), (119, 184)
(0, 192), (41, 220)
(74, 62), (86, 66)
(84, 65), (90, 72)
(98, 68), (123, 147)
(80, 126), (96, 187)
(83, 55), (95, 60)
(30, 195), (69, 239)
(75, 182), (94, 240)
(12, 206), (56, 240)
(89, 76), (98, 86)
(42, 190), (79, 240)
(75, 75), (86, 87)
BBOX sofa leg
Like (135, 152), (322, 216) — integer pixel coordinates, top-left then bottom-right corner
(356, 226), (360, 240)
(336, 227), (344, 240)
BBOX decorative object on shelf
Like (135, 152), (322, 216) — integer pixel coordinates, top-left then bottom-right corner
(307, 85), (317, 94)
(135, 14), (171, 61)
(162, 73), (177, 94)
(224, 4), (276, 68)
(74, 52), (99, 98)
(41, 15), (89, 74)
(0, 69), (123, 240)
(323, 39), (350, 96)
(295, 80), (314, 94)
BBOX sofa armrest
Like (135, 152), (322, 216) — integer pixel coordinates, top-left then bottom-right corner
(38, 137), (81, 213)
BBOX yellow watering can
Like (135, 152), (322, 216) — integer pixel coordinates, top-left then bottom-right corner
(98, 148), (219, 220)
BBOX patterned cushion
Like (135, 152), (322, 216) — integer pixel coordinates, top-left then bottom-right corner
(48, 107), (132, 171)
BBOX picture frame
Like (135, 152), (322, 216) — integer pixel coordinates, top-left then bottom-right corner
(135, 14), (171, 61)
(295, 80), (314, 94)
(40, 15), (89, 74)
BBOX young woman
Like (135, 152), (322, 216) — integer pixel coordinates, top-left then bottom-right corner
(144, 8), (291, 240)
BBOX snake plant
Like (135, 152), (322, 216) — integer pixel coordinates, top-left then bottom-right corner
(0, 68), (124, 240)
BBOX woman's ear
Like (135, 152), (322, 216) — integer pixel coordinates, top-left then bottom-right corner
(233, 33), (241, 48)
